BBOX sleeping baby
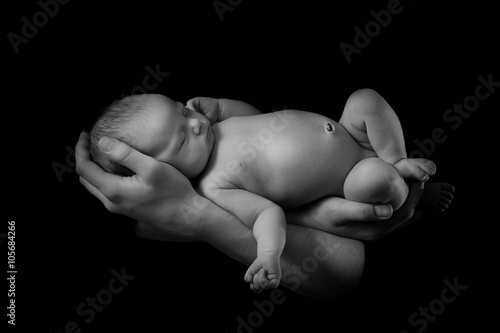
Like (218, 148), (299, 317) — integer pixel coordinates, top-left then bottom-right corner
(89, 90), (453, 292)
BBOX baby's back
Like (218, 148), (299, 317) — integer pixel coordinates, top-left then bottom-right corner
(198, 110), (373, 209)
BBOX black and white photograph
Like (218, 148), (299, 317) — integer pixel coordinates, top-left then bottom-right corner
(4, 0), (498, 332)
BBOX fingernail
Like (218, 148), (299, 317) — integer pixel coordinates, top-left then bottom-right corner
(98, 137), (117, 152)
(375, 205), (391, 217)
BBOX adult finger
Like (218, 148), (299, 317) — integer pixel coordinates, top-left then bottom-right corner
(97, 136), (158, 180)
(79, 176), (114, 209)
(75, 132), (124, 198)
(75, 131), (91, 161)
(338, 198), (393, 222)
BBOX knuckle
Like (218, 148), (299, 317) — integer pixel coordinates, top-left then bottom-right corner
(104, 201), (118, 214)
(361, 205), (376, 220)
(103, 187), (120, 202)
(113, 145), (131, 162)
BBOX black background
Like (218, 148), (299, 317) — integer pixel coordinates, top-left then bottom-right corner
(4, 0), (498, 332)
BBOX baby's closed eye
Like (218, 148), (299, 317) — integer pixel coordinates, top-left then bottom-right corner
(179, 131), (188, 150)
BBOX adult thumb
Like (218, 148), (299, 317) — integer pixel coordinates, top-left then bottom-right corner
(98, 136), (151, 176)
(98, 136), (120, 153)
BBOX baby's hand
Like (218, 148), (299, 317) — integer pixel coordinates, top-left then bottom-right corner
(186, 97), (220, 124)
(244, 252), (281, 293)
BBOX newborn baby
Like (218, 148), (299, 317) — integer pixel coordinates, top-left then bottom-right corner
(89, 90), (449, 292)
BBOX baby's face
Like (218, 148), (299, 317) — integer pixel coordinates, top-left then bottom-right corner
(137, 94), (215, 178)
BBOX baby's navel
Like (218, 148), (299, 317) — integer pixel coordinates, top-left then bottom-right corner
(324, 122), (335, 133)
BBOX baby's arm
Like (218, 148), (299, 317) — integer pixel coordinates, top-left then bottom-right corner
(206, 187), (286, 292)
(186, 97), (262, 124)
(218, 98), (262, 120)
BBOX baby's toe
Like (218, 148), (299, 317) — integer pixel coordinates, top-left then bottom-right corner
(442, 183), (455, 193)
(440, 189), (454, 209)
(437, 200), (449, 211)
(442, 190), (454, 200)
(414, 168), (430, 182)
(420, 159), (437, 175)
(395, 158), (432, 180)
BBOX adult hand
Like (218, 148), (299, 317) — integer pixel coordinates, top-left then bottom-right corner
(75, 132), (204, 239)
(286, 181), (424, 241)
(336, 181), (424, 240)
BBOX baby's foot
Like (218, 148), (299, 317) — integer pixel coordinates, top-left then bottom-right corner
(395, 158), (436, 182)
(417, 182), (455, 212)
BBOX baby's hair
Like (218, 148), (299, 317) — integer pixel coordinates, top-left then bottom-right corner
(89, 94), (151, 176)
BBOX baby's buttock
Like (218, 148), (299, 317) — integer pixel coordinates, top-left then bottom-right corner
(241, 112), (376, 208)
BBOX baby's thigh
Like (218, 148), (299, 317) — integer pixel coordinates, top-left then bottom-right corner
(338, 89), (382, 150)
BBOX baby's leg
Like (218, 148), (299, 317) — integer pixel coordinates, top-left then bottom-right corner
(339, 88), (435, 181)
(344, 157), (408, 211)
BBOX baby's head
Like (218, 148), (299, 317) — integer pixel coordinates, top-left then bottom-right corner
(90, 94), (214, 179)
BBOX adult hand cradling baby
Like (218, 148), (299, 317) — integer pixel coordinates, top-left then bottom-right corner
(76, 131), (203, 239)
(75, 130), (423, 301)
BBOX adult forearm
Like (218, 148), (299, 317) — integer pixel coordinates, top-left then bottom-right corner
(201, 201), (365, 302)
(279, 223), (365, 302)
(284, 182), (424, 241)
(196, 195), (257, 266)
(137, 193), (366, 302)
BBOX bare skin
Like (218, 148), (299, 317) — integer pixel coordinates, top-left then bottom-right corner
(187, 90), (447, 291)
(84, 89), (454, 292)
(75, 129), (429, 301)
